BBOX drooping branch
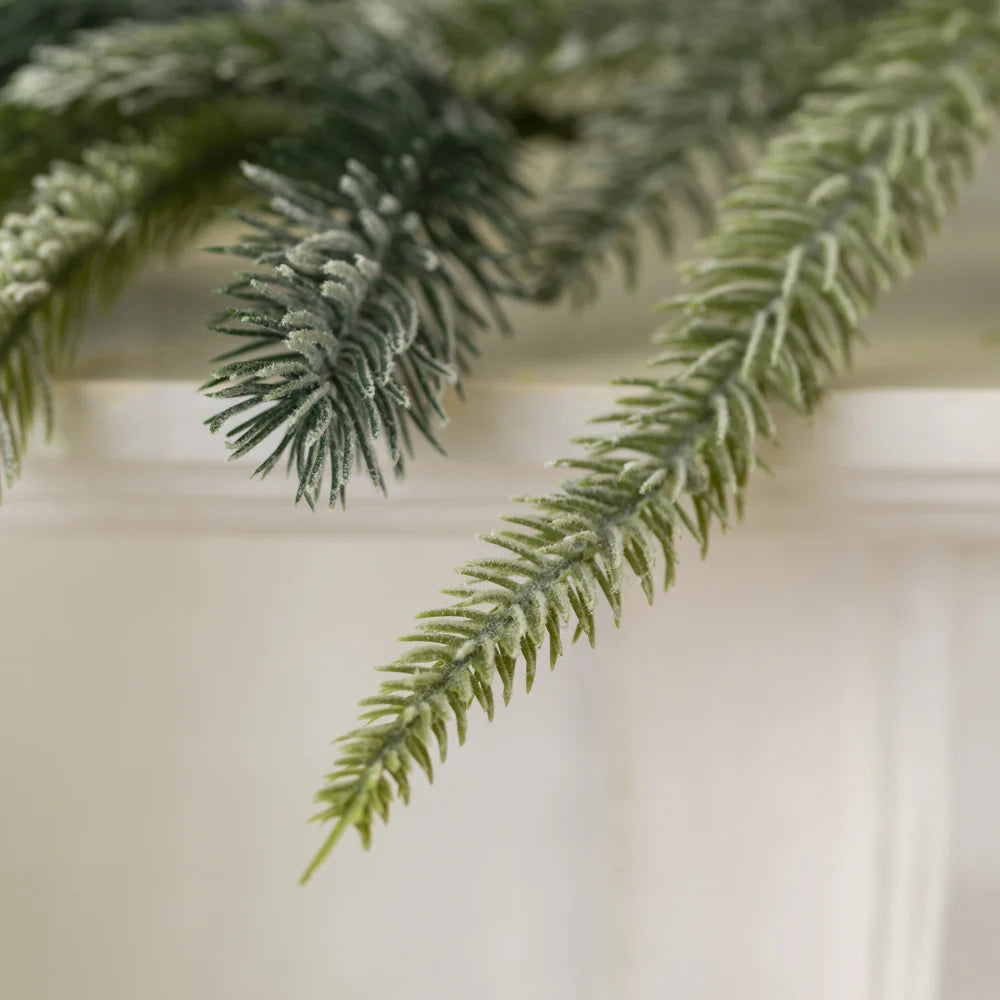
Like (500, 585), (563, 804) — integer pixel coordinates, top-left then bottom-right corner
(2, 3), (349, 117)
(526, 0), (901, 304)
(0, 2), (358, 205)
(306, 0), (1000, 876)
(204, 75), (528, 506)
(0, 99), (293, 494)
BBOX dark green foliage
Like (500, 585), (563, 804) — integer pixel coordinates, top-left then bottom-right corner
(0, 2), (262, 205)
(2, 2), (348, 116)
(204, 76), (528, 506)
(528, 0), (901, 304)
(0, 0), (244, 83)
(0, 2), (334, 209)
(423, 0), (690, 107)
(306, 0), (1000, 875)
(0, 100), (292, 495)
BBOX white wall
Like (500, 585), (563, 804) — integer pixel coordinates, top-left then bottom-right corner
(1, 388), (998, 1000)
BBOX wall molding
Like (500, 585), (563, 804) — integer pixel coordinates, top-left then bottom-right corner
(3, 381), (999, 537)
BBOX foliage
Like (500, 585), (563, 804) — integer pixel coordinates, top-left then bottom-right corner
(0, 100), (292, 494)
(419, 0), (690, 108)
(2, 3), (349, 117)
(0, 0), (243, 83)
(204, 73), (527, 505)
(0, 1), (359, 486)
(527, 0), (899, 304)
(0, 1), (257, 205)
(0, 0), (996, 884)
(304, 0), (1000, 877)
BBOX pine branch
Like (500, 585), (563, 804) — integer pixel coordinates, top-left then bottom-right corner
(0, 3), (354, 219)
(0, 100), (293, 496)
(305, 0), (1000, 875)
(0, 2), (261, 205)
(0, 0), (127, 81)
(527, 0), (901, 304)
(426, 0), (881, 112)
(204, 78), (527, 507)
(420, 0), (692, 109)
(1, 2), (350, 117)
(0, 0), (245, 82)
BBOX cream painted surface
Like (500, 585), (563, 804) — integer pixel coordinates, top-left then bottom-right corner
(1, 386), (999, 1000)
(1, 535), (998, 999)
(0, 536), (607, 1000)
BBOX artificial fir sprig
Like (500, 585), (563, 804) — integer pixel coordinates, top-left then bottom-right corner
(0, 1), (257, 206)
(204, 77), (528, 506)
(0, 0), (244, 83)
(421, 0), (688, 110)
(528, 0), (899, 304)
(0, 100), (293, 495)
(2, 2), (348, 117)
(306, 0), (1000, 875)
(0, 3), (343, 213)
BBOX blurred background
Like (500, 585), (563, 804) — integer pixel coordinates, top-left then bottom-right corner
(0, 126), (999, 1000)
